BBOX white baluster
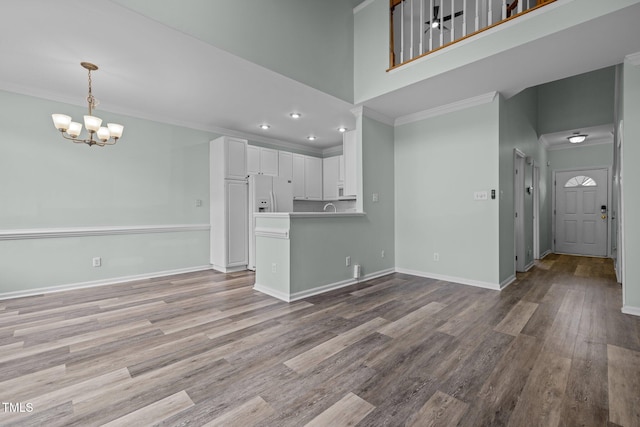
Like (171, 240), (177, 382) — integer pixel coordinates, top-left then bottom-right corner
(440, 0), (444, 48)
(451, 0), (455, 43)
(419, 0), (424, 54)
(502, 0), (507, 20)
(429, 0), (434, 51)
(462, 0), (467, 36)
(400, 0), (404, 63)
(475, 0), (480, 31)
(518, 0), (524, 14)
(410, 0), (414, 59)
(487, 0), (493, 26)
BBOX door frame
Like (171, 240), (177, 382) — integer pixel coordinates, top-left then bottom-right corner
(533, 163), (540, 259)
(552, 166), (612, 257)
(514, 149), (526, 272)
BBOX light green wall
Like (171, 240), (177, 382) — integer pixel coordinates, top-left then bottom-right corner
(354, 0), (638, 104)
(499, 89), (551, 283)
(0, 90), (216, 294)
(395, 98), (500, 285)
(548, 144), (613, 171)
(537, 67), (616, 135)
(113, 0), (355, 103)
(622, 61), (640, 311)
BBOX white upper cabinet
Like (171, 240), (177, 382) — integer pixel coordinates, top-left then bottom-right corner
(247, 146), (278, 176)
(292, 153), (322, 200)
(278, 151), (293, 181)
(305, 156), (323, 200)
(211, 136), (247, 180)
(343, 130), (357, 197)
(292, 154), (305, 199)
(323, 156), (340, 201)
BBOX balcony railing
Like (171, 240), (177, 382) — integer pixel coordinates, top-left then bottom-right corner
(390, 0), (556, 69)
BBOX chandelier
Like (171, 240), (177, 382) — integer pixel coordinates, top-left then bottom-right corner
(51, 62), (124, 147)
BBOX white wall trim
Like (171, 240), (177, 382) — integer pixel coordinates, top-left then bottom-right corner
(362, 106), (395, 126)
(540, 249), (552, 259)
(621, 305), (640, 317)
(353, 0), (375, 14)
(322, 145), (343, 157)
(0, 265), (212, 301)
(0, 224), (210, 241)
(211, 264), (247, 273)
(255, 227), (290, 239)
(524, 261), (535, 272)
(395, 268), (501, 291)
(254, 268), (395, 302)
(395, 92), (497, 126)
(625, 52), (640, 66)
(545, 137), (613, 151)
(252, 283), (293, 302)
(500, 275), (516, 290)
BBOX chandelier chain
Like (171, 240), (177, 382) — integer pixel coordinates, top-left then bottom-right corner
(86, 68), (96, 115)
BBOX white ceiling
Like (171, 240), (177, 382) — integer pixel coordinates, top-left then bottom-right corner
(540, 124), (614, 150)
(0, 0), (639, 151)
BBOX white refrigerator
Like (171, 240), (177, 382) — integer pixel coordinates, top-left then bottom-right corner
(248, 175), (294, 270)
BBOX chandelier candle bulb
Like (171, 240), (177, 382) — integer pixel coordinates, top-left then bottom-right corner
(107, 123), (124, 139)
(97, 127), (111, 142)
(84, 115), (102, 132)
(67, 122), (82, 138)
(52, 114), (71, 131)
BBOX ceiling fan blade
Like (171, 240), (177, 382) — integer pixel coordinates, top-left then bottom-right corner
(443, 10), (463, 23)
(434, 5), (440, 19)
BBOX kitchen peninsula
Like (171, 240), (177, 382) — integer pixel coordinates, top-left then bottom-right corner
(253, 211), (393, 302)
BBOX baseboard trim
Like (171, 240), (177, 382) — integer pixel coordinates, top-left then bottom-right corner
(539, 250), (552, 259)
(395, 268), (501, 291)
(211, 264), (247, 273)
(524, 261), (535, 272)
(253, 268), (396, 303)
(0, 265), (213, 301)
(500, 275), (517, 290)
(621, 305), (640, 317)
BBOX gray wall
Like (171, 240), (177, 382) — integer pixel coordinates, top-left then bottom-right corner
(537, 67), (616, 135)
(394, 98), (500, 286)
(0, 90), (216, 294)
(114, 0), (355, 103)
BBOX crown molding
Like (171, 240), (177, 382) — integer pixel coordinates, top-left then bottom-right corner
(546, 137), (613, 151)
(322, 145), (343, 157)
(353, 0), (376, 14)
(625, 52), (640, 66)
(395, 92), (498, 126)
(351, 105), (394, 126)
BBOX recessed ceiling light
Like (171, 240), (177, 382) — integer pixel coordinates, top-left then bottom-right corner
(307, 136), (317, 141)
(259, 124), (270, 130)
(290, 112), (302, 119)
(338, 127), (347, 133)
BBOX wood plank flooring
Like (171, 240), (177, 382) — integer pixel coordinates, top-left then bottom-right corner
(0, 254), (639, 426)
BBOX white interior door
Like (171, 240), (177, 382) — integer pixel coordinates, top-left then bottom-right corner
(555, 169), (608, 257)
(515, 152), (526, 272)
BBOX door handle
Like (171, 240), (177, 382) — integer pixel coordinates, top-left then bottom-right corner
(601, 215), (607, 220)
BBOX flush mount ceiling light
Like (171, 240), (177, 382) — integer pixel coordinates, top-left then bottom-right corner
(567, 133), (587, 144)
(259, 124), (270, 130)
(290, 112), (302, 119)
(307, 136), (317, 141)
(338, 127), (347, 133)
(51, 62), (123, 147)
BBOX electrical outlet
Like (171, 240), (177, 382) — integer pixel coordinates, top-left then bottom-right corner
(92, 257), (101, 267)
(346, 256), (351, 266)
(433, 253), (439, 262)
(195, 199), (203, 207)
(381, 250), (385, 258)
(271, 263), (277, 273)
(372, 193), (379, 202)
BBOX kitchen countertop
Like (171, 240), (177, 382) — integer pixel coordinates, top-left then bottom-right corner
(254, 212), (366, 218)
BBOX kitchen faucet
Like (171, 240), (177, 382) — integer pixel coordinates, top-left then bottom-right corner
(323, 203), (337, 213)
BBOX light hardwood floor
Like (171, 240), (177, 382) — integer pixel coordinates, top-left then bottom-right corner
(0, 254), (639, 426)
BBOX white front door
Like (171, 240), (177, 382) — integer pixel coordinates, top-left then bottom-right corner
(555, 169), (608, 257)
